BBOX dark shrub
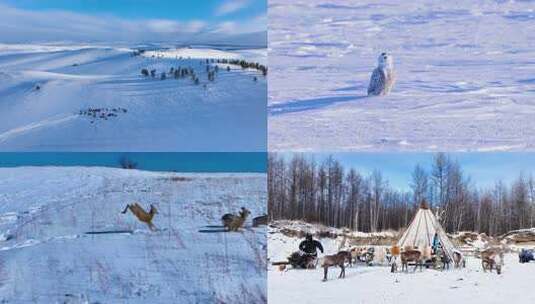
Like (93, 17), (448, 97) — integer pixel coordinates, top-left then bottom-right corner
(119, 156), (138, 169)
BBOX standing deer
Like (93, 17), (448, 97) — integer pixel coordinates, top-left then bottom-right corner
(322, 251), (351, 281)
(453, 251), (466, 268)
(401, 249), (423, 272)
(481, 248), (504, 274)
(222, 207), (251, 231)
(121, 203), (158, 231)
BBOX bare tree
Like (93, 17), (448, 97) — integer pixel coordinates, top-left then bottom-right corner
(268, 153), (535, 236)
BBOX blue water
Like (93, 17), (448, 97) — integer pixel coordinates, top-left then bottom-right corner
(0, 153), (266, 173)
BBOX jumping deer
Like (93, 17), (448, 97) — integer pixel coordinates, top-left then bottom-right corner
(222, 207), (251, 231)
(121, 203), (158, 231)
(322, 251), (351, 281)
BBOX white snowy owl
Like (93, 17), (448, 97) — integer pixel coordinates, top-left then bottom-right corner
(367, 52), (396, 96)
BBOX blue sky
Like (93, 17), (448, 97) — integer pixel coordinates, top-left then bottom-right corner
(1, 0), (265, 22)
(0, 0), (266, 44)
(281, 153), (535, 191)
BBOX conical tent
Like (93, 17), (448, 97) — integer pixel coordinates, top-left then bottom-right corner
(397, 206), (457, 261)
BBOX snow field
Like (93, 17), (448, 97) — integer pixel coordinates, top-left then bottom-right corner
(268, 0), (535, 151)
(268, 224), (535, 304)
(0, 167), (267, 303)
(0, 44), (266, 151)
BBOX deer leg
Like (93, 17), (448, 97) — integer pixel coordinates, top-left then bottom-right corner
(339, 264), (345, 279)
(148, 222), (156, 231)
(121, 204), (130, 214)
(323, 266), (328, 281)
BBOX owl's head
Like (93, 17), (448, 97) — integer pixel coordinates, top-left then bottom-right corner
(377, 52), (393, 69)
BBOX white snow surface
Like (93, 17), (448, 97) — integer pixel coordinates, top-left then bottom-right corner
(0, 167), (267, 303)
(0, 44), (266, 151)
(269, 227), (535, 304)
(268, 0), (535, 151)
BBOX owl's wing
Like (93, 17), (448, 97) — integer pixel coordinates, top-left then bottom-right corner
(367, 68), (385, 96)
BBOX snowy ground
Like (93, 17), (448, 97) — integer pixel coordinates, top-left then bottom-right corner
(0, 43), (266, 151)
(268, 224), (535, 304)
(268, 254), (535, 304)
(268, 0), (535, 151)
(0, 167), (267, 303)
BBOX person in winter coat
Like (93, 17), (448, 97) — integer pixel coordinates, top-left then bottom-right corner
(432, 233), (440, 254)
(299, 234), (324, 258)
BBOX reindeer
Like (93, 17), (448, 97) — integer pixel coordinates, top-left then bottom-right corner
(400, 249), (423, 272)
(481, 248), (504, 274)
(349, 247), (360, 266)
(222, 207), (251, 231)
(439, 250), (451, 270)
(453, 251), (466, 268)
(121, 203), (158, 231)
(322, 251), (351, 281)
(338, 250), (353, 267)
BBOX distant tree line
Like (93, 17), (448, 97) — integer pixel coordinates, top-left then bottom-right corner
(218, 59), (267, 76)
(268, 153), (535, 236)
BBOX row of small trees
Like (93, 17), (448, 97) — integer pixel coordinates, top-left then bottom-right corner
(217, 58), (267, 76)
(141, 57), (266, 84)
(141, 66), (202, 84)
(141, 63), (227, 84)
(268, 153), (535, 236)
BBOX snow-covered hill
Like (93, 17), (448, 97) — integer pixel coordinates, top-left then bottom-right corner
(0, 167), (267, 303)
(268, 0), (535, 151)
(0, 44), (266, 151)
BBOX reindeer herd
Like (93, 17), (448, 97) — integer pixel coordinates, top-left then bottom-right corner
(280, 242), (506, 282)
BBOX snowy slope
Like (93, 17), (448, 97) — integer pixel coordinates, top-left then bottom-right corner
(268, 0), (535, 151)
(268, 227), (535, 304)
(0, 167), (267, 303)
(0, 44), (267, 151)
